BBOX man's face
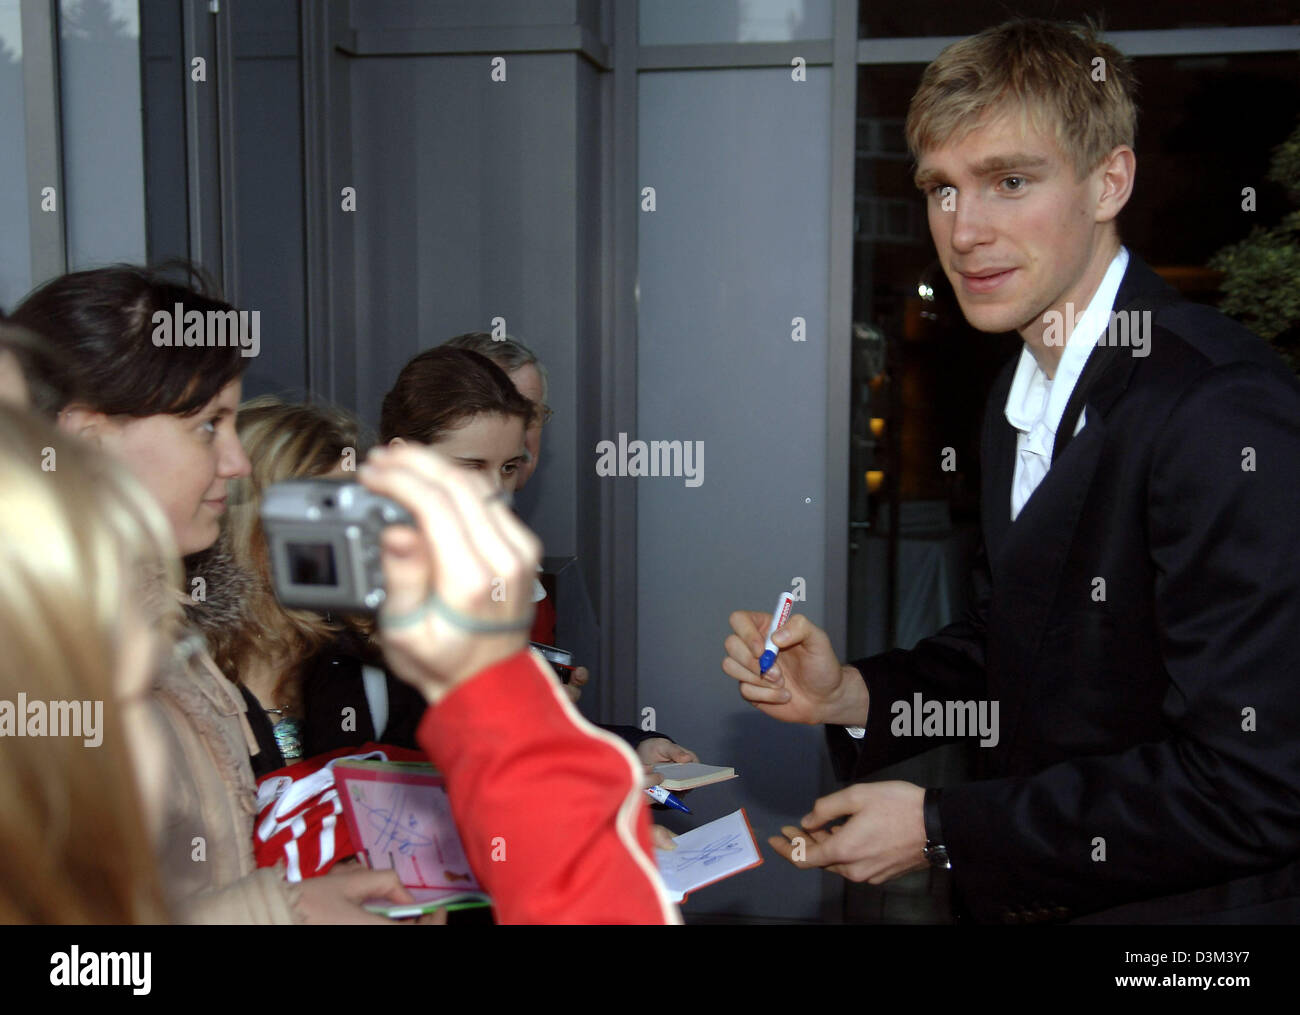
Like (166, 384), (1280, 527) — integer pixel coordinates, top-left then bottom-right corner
(507, 363), (545, 490)
(916, 111), (1106, 340)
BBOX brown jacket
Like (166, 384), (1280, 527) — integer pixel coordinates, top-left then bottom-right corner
(149, 631), (302, 923)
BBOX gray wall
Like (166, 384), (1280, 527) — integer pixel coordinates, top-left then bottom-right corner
(347, 51), (586, 563)
(636, 65), (834, 920)
(230, 0), (307, 398)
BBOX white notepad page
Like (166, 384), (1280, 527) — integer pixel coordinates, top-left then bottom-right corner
(654, 809), (761, 903)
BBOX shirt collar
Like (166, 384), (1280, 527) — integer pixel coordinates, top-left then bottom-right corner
(1004, 246), (1129, 436)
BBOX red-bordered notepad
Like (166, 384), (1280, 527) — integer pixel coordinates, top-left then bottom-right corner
(334, 760), (490, 912)
(656, 807), (765, 903)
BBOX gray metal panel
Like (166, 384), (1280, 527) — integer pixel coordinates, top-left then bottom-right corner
(229, 0), (303, 398)
(213, 0), (236, 299)
(350, 0), (583, 32)
(300, 0), (328, 398)
(339, 25), (611, 68)
(637, 40), (832, 69)
(822, 0), (858, 921)
(20, 0), (65, 284)
(570, 50), (610, 723)
(858, 25), (1300, 65)
(57, 0), (147, 271)
(637, 66), (832, 921)
(140, 0), (190, 265)
(182, 0), (223, 285)
(1103, 25), (1300, 54)
(322, 0), (357, 409)
(348, 51), (582, 561)
(594, 0), (639, 726)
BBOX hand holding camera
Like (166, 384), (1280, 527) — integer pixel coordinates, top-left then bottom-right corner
(356, 443), (541, 703)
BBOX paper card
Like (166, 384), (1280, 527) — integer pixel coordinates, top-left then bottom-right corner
(363, 890), (492, 919)
(334, 761), (485, 898)
(655, 808), (764, 903)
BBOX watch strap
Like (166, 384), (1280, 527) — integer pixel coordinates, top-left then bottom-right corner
(922, 787), (951, 870)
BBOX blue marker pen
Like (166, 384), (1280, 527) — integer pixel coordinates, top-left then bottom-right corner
(645, 785), (691, 814)
(759, 591), (796, 676)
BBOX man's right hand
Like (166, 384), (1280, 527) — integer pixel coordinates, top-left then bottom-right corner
(722, 611), (868, 727)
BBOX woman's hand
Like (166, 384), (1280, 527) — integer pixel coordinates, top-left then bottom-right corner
(636, 738), (699, 786)
(636, 737), (699, 769)
(295, 866), (413, 925)
(563, 664), (590, 703)
(650, 824), (678, 851)
(359, 444), (541, 704)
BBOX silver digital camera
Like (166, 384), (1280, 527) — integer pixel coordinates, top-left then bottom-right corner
(261, 478), (415, 612)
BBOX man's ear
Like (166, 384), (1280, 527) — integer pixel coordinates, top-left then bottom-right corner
(388, 436), (406, 448)
(57, 404), (111, 444)
(1094, 145), (1135, 224)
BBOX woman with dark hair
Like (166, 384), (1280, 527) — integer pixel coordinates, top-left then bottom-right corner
(12, 265), (254, 557)
(11, 265), (413, 923)
(382, 344), (700, 844)
(0, 317), (68, 414)
(381, 345), (535, 490)
(440, 332), (549, 490)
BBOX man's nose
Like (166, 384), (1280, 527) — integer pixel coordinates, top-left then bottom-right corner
(949, 190), (993, 253)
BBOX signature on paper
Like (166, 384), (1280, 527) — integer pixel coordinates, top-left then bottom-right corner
(673, 833), (744, 872)
(356, 787), (437, 858)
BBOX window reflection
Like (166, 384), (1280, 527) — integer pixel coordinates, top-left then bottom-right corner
(0, 0), (31, 310)
(640, 0), (832, 45)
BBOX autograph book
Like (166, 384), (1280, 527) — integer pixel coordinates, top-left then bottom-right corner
(333, 759), (491, 916)
(654, 808), (764, 903)
(651, 762), (737, 791)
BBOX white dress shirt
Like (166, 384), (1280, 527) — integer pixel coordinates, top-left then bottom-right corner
(1005, 247), (1129, 521)
(844, 248), (1131, 741)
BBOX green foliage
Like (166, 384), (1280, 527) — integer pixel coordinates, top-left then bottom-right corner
(1208, 121), (1300, 371)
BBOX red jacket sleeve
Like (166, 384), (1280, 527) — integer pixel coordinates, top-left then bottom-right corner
(417, 649), (681, 925)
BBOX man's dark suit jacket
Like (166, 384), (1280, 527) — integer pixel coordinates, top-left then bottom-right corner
(829, 253), (1300, 924)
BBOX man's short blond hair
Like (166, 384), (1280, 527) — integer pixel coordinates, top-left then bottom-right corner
(906, 18), (1137, 179)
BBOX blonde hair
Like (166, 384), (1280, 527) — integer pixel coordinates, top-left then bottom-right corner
(906, 18), (1137, 179)
(208, 396), (369, 700)
(0, 405), (177, 922)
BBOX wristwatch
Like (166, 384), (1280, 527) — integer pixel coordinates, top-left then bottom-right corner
(922, 787), (952, 870)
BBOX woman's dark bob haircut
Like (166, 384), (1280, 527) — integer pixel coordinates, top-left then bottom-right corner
(380, 346), (535, 445)
(10, 262), (250, 418)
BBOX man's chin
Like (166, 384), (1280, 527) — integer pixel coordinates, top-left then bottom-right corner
(954, 301), (1023, 335)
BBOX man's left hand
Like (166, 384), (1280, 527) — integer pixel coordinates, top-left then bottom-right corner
(769, 781), (930, 884)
